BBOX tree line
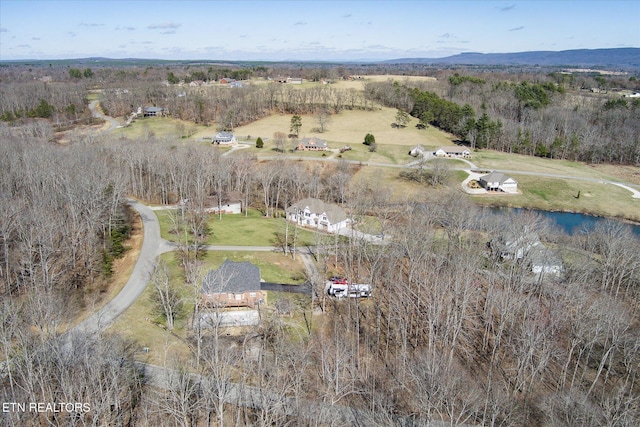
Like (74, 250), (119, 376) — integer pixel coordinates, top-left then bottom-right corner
(365, 75), (640, 165)
(96, 80), (373, 131)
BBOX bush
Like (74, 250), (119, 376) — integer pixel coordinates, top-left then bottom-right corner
(363, 133), (376, 146)
(256, 137), (264, 148)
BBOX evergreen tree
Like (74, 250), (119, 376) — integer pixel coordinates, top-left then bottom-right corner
(290, 115), (302, 136)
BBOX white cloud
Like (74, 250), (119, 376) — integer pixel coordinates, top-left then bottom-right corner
(147, 22), (181, 30)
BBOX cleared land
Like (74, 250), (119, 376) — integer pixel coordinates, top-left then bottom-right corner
(231, 106), (455, 151)
(104, 76), (640, 220)
(156, 209), (317, 247)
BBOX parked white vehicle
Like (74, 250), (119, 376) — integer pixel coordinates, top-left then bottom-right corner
(327, 282), (372, 298)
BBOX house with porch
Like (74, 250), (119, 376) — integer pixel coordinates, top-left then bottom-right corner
(212, 131), (237, 145)
(201, 260), (266, 308)
(433, 146), (471, 158)
(143, 106), (165, 117)
(286, 198), (349, 233)
(479, 171), (518, 193)
(296, 137), (328, 151)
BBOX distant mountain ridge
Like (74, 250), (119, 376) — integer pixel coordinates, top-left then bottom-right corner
(385, 48), (640, 69)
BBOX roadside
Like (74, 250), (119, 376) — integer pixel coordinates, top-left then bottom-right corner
(65, 207), (144, 330)
(68, 199), (160, 336)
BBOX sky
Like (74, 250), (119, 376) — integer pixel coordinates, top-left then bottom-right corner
(1, 0), (639, 61)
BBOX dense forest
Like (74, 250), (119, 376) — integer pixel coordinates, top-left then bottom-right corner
(1, 62), (640, 426)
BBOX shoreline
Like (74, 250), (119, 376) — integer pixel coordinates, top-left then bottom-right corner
(478, 202), (640, 228)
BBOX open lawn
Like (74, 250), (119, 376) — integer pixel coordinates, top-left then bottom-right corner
(351, 165), (426, 202)
(471, 175), (640, 222)
(107, 252), (193, 366)
(113, 116), (213, 142)
(156, 208), (318, 247)
(472, 150), (625, 182)
(197, 250), (308, 284)
(329, 74), (439, 91)
(230, 107), (455, 152)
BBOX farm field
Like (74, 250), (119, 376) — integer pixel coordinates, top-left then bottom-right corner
(229, 106), (455, 150)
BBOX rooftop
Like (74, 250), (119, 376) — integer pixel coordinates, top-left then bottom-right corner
(202, 260), (261, 294)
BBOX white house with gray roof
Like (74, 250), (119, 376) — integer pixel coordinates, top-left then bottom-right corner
(286, 198), (349, 234)
(479, 171), (518, 193)
(433, 146), (471, 158)
(212, 131), (237, 145)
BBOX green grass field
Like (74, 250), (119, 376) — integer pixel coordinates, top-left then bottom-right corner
(471, 150), (622, 181)
(471, 175), (640, 221)
(113, 116), (213, 142)
(196, 250), (307, 284)
(156, 208), (319, 247)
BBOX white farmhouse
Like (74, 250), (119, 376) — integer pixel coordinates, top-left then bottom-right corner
(433, 146), (471, 158)
(286, 198), (349, 234)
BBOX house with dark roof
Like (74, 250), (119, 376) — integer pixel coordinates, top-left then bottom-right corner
(201, 260), (266, 308)
(296, 137), (328, 151)
(286, 198), (349, 233)
(479, 171), (518, 193)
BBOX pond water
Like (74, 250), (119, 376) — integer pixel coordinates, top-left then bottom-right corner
(487, 207), (640, 237)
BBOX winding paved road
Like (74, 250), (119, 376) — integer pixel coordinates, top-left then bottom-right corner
(70, 199), (160, 335)
(89, 100), (120, 131)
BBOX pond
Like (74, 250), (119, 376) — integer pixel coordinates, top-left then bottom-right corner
(487, 207), (640, 237)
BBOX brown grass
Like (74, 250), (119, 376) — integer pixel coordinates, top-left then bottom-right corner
(232, 106), (455, 150)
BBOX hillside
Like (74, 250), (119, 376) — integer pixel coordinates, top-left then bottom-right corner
(385, 48), (640, 69)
